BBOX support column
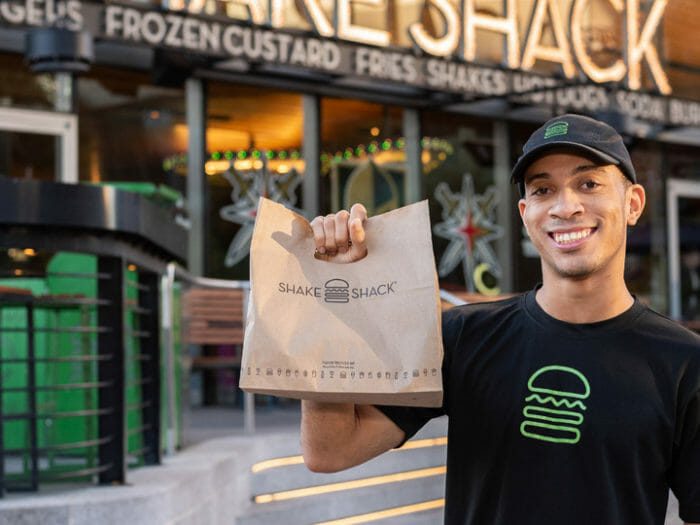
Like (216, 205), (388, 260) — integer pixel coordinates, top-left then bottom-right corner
(54, 72), (77, 183)
(186, 78), (207, 276)
(97, 256), (126, 485)
(302, 94), (320, 217)
(54, 72), (76, 113)
(493, 120), (514, 293)
(138, 271), (161, 466)
(403, 108), (422, 204)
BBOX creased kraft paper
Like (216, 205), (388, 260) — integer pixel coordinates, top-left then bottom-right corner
(239, 198), (443, 407)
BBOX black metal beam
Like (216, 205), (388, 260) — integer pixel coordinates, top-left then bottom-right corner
(97, 256), (126, 485)
(137, 270), (161, 466)
(26, 301), (38, 492)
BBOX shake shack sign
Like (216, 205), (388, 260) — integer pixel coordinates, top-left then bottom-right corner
(278, 279), (398, 302)
(4, 0), (700, 125)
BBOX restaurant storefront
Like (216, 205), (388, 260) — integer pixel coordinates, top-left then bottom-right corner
(1, 0), (700, 321)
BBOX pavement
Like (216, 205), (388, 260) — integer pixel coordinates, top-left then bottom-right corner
(184, 403), (302, 444)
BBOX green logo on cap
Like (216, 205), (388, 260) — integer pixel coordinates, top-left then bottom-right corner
(544, 121), (569, 139)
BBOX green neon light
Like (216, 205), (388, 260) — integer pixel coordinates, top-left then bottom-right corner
(520, 421), (581, 444)
(520, 365), (591, 446)
(527, 365), (590, 399)
(523, 405), (584, 425)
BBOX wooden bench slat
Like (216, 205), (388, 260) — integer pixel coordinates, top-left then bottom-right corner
(191, 356), (242, 369)
(181, 287), (247, 344)
(183, 310), (244, 320)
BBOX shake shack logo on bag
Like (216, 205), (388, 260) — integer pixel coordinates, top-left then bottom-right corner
(240, 198), (444, 407)
(324, 279), (349, 303)
(278, 278), (398, 302)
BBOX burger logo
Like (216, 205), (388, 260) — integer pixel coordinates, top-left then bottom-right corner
(520, 365), (590, 445)
(324, 278), (350, 303)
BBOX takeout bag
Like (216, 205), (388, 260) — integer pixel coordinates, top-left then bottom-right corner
(239, 198), (443, 407)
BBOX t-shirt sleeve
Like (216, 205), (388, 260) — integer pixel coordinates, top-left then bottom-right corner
(376, 404), (445, 446)
(670, 386), (700, 523)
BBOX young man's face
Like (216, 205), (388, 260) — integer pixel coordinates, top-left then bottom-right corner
(518, 152), (645, 283)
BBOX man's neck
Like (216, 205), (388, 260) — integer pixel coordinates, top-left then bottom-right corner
(536, 274), (635, 324)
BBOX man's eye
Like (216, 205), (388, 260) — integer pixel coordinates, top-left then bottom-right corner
(582, 180), (600, 190)
(531, 187), (549, 196)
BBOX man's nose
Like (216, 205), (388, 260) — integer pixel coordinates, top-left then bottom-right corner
(549, 188), (584, 219)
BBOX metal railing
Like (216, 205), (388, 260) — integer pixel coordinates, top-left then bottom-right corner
(0, 259), (163, 496)
(161, 263), (252, 455)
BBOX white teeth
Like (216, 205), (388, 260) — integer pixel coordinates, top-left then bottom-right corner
(553, 229), (592, 244)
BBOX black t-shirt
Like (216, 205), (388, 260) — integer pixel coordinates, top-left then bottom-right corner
(378, 290), (700, 525)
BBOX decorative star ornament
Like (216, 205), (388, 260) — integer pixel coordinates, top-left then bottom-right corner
(219, 163), (302, 267)
(433, 174), (504, 292)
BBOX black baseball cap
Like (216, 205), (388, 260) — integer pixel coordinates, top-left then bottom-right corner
(511, 113), (637, 196)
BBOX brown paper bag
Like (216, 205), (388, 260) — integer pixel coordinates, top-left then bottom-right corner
(240, 198), (443, 407)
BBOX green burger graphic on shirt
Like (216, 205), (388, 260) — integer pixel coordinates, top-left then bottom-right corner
(520, 365), (591, 445)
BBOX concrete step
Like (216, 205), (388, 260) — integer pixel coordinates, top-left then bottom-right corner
(251, 443), (446, 495)
(372, 508), (443, 524)
(239, 473), (445, 525)
(249, 416), (447, 497)
(239, 416), (448, 525)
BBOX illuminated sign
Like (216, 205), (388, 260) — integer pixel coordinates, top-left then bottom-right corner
(2, 0), (700, 124)
(215, 0), (672, 94)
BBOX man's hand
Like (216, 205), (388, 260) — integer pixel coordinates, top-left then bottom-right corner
(310, 203), (368, 263)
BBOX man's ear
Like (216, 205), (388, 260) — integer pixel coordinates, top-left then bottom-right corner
(626, 184), (646, 226)
(518, 198), (529, 231)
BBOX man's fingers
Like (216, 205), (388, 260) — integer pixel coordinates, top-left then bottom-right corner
(348, 204), (368, 261)
(323, 214), (337, 254)
(347, 219), (367, 261)
(310, 216), (327, 254)
(334, 210), (350, 253)
(349, 203), (367, 226)
(311, 204), (367, 262)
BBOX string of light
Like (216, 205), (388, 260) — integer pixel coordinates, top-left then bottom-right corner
(162, 137), (454, 172)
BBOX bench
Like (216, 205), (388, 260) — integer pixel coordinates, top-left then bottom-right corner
(182, 288), (247, 370)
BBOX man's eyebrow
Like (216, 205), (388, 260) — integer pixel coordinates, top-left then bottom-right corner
(523, 172), (549, 185)
(524, 163), (606, 185)
(571, 164), (607, 175)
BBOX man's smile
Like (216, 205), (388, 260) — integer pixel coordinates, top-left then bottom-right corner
(549, 227), (596, 247)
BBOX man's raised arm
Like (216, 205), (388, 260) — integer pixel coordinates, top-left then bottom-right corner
(301, 402), (404, 472)
(301, 204), (404, 472)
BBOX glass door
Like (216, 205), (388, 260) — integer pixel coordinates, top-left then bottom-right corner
(667, 179), (700, 322)
(0, 107), (77, 182)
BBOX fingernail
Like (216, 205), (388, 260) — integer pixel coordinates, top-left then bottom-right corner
(318, 247), (325, 254)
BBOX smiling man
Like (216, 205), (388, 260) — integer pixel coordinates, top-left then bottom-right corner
(302, 114), (700, 525)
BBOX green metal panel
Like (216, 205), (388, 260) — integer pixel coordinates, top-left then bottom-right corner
(0, 278), (51, 454)
(2, 250), (185, 484)
(44, 253), (98, 465)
